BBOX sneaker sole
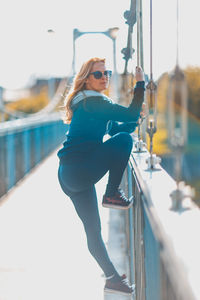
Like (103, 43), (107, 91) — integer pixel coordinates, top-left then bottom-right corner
(102, 199), (133, 210)
(104, 286), (135, 296)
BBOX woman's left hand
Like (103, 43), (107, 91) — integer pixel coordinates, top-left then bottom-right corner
(140, 103), (146, 119)
(135, 66), (144, 82)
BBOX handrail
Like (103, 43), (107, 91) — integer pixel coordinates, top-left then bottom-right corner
(125, 136), (200, 300)
(0, 112), (62, 135)
(0, 113), (67, 199)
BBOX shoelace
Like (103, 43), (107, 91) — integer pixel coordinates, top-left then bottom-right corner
(121, 275), (129, 284)
(117, 190), (129, 203)
(121, 275), (135, 290)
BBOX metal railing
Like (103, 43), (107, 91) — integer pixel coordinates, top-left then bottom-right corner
(124, 138), (200, 300)
(0, 113), (67, 199)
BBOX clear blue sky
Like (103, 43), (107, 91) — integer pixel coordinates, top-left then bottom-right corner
(0, 0), (199, 89)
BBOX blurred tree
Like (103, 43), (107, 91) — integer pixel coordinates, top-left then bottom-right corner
(5, 87), (49, 119)
(184, 66), (200, 119)
(157, 72), (169, 113)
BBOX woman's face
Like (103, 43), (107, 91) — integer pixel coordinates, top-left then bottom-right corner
(85, 62), (111, 93)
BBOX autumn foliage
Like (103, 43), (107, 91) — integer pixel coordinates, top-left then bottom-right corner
(184, 66), (200, 119)
(5, 87), (49, 116)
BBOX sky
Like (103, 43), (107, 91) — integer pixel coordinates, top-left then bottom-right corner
(0, 0), (199, 89)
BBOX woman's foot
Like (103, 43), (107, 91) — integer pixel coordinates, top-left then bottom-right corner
(102, 189), (133, 209)
(104, 274), (135, 295)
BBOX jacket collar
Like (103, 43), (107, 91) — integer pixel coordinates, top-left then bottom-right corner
(71, 90), (112, 107)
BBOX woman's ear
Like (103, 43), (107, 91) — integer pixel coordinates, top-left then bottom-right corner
(85, 78), (89, 86)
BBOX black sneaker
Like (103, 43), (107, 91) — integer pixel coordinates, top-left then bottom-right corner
(104, 274), (135, 296)
(102, 189), (133, 209)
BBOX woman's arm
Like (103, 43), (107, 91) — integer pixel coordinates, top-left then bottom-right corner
(108, 121), (137, 136)
(83, 67), (145, 123)
(84, 81), (145, 123)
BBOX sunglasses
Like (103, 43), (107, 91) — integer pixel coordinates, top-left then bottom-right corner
(89, 70), (112, 79)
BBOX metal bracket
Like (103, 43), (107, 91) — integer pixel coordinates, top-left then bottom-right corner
(145, 120), (161, 169)
(145, 153), (161, 169)
(170, 181), (195, 212)
(134, 139), (147, 152)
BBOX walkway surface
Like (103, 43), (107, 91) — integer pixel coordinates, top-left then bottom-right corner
(0, 147), (132, 300)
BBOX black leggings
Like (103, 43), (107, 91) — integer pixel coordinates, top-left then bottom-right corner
(58, 132), (133, 277)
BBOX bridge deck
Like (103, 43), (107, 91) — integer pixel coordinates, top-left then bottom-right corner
(0, 148), (130, 300)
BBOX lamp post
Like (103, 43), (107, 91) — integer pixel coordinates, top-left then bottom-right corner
(47, 29), (56, 100)
(72, 27), (119, 81)
(0, 87), (4, 122)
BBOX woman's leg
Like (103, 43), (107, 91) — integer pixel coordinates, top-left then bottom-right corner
(64, 132), (133, 195)
(58, 172), (120, 278)
(100, 132), (133, 196)
(71, 187), (120, 278)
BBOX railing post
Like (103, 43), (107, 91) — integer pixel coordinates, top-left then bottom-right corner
(23, 129), (31, 174)
(143, 208), (161, 300)
(130, 168), (146, 300)
(0, 135), (6, 197)
(6, 133), (16, 190)
(127, 165), (135, 293)
(15, 132), (24, 182)
(34, 127), (41, 165)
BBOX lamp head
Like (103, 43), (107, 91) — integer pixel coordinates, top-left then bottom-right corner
(73, 28), (84, 40)
(108, 27), (119, 40)
(47, 29), (55, 34)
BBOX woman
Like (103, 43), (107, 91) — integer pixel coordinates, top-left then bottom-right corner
(57, 57), (145, 295)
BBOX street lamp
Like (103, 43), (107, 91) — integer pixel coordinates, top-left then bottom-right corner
(72, 27), (119, 77)
(47, 29), (56, 100)
(0, 87), (4, 122)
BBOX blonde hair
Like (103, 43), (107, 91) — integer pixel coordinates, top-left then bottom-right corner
(64, 57), (106, 124)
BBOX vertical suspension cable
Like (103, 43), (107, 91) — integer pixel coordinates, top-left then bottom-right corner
(136, 0), (142, 142)
(140, 0), (144, 70)
(176, 0), (179, 66)
(137, 0), (140, 67)
(147, 0), (156, 124)
(147, 0), (156, 118)
(134, 0), (147, 151)
(145, 0), (161, 168)
(149, 0), (153, 81)
(138, 0), (147, 145)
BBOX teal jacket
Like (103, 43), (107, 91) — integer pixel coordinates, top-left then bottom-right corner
(57, 81), (145, 163)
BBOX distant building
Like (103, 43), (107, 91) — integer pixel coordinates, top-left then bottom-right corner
(3, 77), (64, 102)
(3, 88), (31, 102)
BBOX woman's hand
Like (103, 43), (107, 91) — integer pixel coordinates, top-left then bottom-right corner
(135, 66), (144, 82)
(140, 103), (146, 119)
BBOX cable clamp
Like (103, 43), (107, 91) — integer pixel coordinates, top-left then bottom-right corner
(170, 181), (195, 212)
(145, 153), (161, 169)
(134, 139), (147, 152)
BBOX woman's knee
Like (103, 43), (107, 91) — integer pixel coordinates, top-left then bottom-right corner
(113, 132), (133, 150)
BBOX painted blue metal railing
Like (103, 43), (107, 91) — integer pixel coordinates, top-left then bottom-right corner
(124, 137), (200, 300)
(0, 113), (67, 198)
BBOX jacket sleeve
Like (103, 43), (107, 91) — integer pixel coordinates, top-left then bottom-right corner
(108, 121), (137, 136)
(84, 81), (145, 123)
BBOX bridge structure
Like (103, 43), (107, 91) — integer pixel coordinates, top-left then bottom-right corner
(0, 0), (199, 299)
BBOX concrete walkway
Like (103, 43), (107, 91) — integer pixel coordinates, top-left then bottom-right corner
(0, 148), (132, 300)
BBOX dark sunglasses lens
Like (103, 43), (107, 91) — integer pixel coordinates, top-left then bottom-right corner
(92, 70), (112, 79)
(104, 70), (112, 77)
(93, 71), (102, 79)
